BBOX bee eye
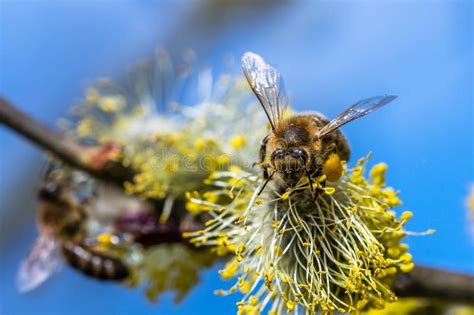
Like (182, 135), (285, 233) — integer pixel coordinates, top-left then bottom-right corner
(290, 149), (307, 161)
(38, 183), (60, 202)
(271, 149), (285, 160)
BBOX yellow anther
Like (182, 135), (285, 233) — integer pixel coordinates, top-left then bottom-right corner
(370, 162), (388, 187)
(281, 191), (290, 200)
(286, 300), (296, 312)
(400, 262), (415, 273)
(205, 219), (215, 226)
(400, 211), (413, 221)
(271, 220), (281, 229)
(324, 186), (336, 195)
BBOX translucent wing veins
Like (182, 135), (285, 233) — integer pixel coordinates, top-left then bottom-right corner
(17, 234), (62, 293)
(241, 52), (288, 129)
(316, 95), (397, 139)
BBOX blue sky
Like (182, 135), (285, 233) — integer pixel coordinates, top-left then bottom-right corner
(1, 1), (472, 314)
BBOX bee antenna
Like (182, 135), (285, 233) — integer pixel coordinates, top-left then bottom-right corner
(314, 132), (328, 142)
(257, 171), (275, 196)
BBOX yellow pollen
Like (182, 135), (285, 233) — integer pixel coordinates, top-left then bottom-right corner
(322, 153), (343, 182)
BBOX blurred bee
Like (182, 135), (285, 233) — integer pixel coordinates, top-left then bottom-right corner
(241, 52), (396, 193)
(17, 168), (129, 293)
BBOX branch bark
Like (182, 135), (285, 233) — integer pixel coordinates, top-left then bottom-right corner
(0, 97), (134, 183)
(1, 97), (474, 305)
(394, 265), (474, 304)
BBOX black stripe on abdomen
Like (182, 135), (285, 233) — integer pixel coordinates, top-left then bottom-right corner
(61, 241), (129, 281)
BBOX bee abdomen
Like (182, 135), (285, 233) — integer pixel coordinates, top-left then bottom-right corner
(61, 241), (129, 281)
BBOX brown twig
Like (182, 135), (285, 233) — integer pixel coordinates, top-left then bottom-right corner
(1, 97), (474, 304)
(394, 265), (474, 304)
(0, 97), (134, 183)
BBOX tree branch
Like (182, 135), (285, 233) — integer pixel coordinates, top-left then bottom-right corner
(394, 265), (474, 304)
(1, 97), (474, 304)
(0, 97), (134, 183)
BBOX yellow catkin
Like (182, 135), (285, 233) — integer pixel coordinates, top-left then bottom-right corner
(186, 153), (421, 314)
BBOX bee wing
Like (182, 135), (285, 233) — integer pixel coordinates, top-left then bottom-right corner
(316, 95), (397, 139)
(241, 52), (289, 130)
(17, 234), (62, 293)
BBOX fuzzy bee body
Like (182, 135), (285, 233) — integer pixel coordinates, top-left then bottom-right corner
(241, 52), (396, 192)
(263, 113), (350, 187)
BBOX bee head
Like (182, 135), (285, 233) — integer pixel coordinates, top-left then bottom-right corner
(271, 147), (309, 186)
(38, 182), (61, 202)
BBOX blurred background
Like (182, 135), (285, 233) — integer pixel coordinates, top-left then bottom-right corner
(0, 1), (472, 314)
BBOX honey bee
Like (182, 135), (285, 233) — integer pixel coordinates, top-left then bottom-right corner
(17, 169), (129, 292)
(241, 52), (396, 193)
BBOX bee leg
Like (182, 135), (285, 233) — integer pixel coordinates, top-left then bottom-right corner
(305, 169), (319, 202)
(263, 166), (269, 179)
(257, 170), (275, 196)
(253, 135), (269, 169)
